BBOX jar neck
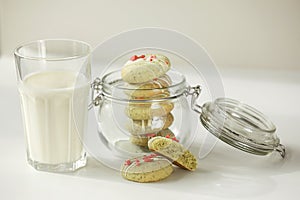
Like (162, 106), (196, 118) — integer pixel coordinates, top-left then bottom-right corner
(100, 69), (188, 102)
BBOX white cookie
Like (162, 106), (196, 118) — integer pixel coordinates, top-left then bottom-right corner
(148, 136), (197, 171)
(125, 102), (174, 120)
(121, 54), (171, 84)
(130, 128), (176, 147)
(123, 74), (172, 99)
(121, 154), (173, 182)
(128, 113), (174, 135)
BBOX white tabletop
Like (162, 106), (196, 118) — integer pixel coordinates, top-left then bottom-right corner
(1, 55), (299, 200)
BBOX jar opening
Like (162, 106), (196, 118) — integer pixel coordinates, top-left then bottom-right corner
(101, 69), (187, 102)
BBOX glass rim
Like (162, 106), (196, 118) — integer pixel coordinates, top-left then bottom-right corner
(14, 39), (91, 61)
(100, 69), (188, 102)
(102, 69), (186, 91)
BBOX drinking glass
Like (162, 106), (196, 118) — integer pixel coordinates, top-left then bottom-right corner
(14, 39), (91, 172)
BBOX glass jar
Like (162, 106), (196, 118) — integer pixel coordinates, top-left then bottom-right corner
(93, 70), (197, 155)
(89, 68), (285, 168)
(81, 28), (285, 170)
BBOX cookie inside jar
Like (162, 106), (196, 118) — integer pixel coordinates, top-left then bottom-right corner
(97, 56), (197, 157)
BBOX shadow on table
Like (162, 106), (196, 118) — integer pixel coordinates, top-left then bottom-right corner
(64, 141), (299, 199)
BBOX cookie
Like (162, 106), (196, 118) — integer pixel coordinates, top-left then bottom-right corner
(125, 102), (174, 120)
(121, 54), (171, 84)
(157, 129), (176, 138)
(129, 113), (174, 135)
(121, 154), (174, 183)
(130, 129), (176, 147)
(130, 133), (153, 147)
(124, 74), (172, 99)
(148, 136), (197, 171)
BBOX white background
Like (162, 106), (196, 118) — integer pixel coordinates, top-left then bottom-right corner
(0, 1), (300, 200)
(1, 0), (300, 70)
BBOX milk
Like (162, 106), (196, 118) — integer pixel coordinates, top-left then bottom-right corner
(18, 71), (89, 164)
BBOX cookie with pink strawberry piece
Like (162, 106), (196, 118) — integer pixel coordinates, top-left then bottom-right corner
(121, 54), (171, 84)
(148, 136), (197, 171)
(121, 153), (173, 183)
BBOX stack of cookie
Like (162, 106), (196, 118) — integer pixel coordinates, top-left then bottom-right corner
(120, 54), (198, 183)
(121, 54), (176, 148)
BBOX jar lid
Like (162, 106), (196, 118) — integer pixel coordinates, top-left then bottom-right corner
(200, 98), (285, 157)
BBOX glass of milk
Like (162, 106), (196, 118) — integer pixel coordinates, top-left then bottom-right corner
(14, 39), (91, 172)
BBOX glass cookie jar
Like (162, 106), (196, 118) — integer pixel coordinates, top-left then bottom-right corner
(88, 68), (285, 168)
(81, 28), (285, 170)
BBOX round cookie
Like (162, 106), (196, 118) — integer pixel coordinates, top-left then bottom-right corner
(148, 136), (197, 171)
(124, 74), (172, 99)
(121, 154), (174, 183)
(130, 128), (176, 147)
(125, 102), (174, 120)
(129, 113), (174, 135)
(130, 133), (154, 147)
(121, 54), (171, 84)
